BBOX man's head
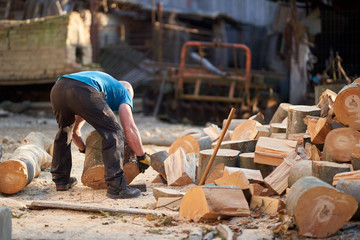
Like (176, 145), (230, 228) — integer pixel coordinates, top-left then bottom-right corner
(120, 81), (134, 99)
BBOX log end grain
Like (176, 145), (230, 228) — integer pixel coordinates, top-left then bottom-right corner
(0, 160), (28, 194)
(81, 165), (107, 189)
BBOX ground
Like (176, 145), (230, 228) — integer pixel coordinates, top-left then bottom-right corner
(0, 111), (359, 240)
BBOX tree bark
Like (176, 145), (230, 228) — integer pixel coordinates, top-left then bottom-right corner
(312, 161), (351, 185)
(215, 139), (257, 153)
(239, 152), (273, 178)
(336, 179), (360, 220)
(288, 160), (312, 187)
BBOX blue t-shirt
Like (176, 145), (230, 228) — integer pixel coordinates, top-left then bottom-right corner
(59, 71), (133, 111)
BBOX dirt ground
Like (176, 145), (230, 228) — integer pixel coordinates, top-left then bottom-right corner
(1, 110), (360, 240)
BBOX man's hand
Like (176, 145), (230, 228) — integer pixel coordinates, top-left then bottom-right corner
(137, 153), (151, 173)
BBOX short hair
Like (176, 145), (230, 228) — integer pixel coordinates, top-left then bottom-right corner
(120, 81), (134, 99)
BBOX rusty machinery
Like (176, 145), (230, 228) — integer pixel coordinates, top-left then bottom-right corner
(142, 41), (275, 125)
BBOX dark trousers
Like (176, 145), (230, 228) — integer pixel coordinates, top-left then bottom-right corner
(50, 78), (126, 189)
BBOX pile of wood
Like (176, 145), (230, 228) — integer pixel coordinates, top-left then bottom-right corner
(149, 82), (360, 238)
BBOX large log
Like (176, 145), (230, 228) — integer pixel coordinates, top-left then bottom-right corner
(196, 149), (240, 184)
(179, 186), (250, 222)
(322, 127), (360, 163)
(164, 148), (196, 186)
(336, 179), (360, 220)
(0, 132), (52, 194)
(168, 134), (212, 155)
(333, 83), (360, 130)
(286, 105), (321, 138)
(239, 152), (273, 178)
(270, 103), (292, 124)
(286, 176), (357, 238)
(312, 161), (352, 185)
(254, 137), (298, 166)
(288, 160), (313, 187)
(81, 130), (139, 189)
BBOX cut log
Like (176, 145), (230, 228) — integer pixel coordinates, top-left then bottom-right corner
(223, 166), (263, 183)
(317, 89), (337, 118)
(288, 160), (313, 187)
(150, 151), (169, 180)
(306, 117), (333, 144)
(286, 105), (321, 138)
(179, 186), (250, 222)
(332, 170), (360, 186)
(81, 130), (138, 189)
(196, 149), (240, 184)
(286, 176), (357, 238)
(250, 183), (264, 196)
(249, 112), (265, 124)
(222, 119), (246, 131)
(264, 152), (301, 195)
(271, 133), (286, 140)
(0, 132), (52, 194)
(151, 174), (167, 184)
(333, 83), (360, 130)
(155, 197), (182, 211)
(239, 152), (273, 178)
(322, 127), (360, 163)
(231, 120), (261, 141)
(164, 148), (196, 186)
(23, 131), (53, 154)
(214, 139), (257, 153)
(203, 124), (222, 142)
(336, 179), (360, 220)
(254, 137), (298, 166)
(152, 187), (184, 201)
(270, 103), (292, 124)
(204, 163), (224, 185)
(214, 170), (250, 190)
(250, 196), (285, 214)
(168, 134), (212, 155)
(270, 123), (287, 134)
(312, 161), (352, 185)
(255, 125), (270, 139)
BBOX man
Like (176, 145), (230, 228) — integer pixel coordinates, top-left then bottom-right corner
(50, 71), (151, 199)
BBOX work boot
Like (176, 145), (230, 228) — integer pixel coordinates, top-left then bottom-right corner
(106, 186), (141, 199)
(56, 177), (78, 191)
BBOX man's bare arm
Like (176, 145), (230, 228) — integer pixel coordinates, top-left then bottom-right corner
(118, 103), (145, 156)
(72, 115), (86, 152)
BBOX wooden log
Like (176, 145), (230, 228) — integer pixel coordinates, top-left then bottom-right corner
(204, 163), (224, 185)
(250, 196), (285, 214)
(249, 183), (264, 196)
(196, 149), (240, 184)
(231, 120), (261, 141)
(179, 186), (250, 222)
(81, 130), (138, 189)
(150, 151), (169, 180)
(332, 170), (360, 186)
(203, 124), (222, 142)
(214, 139), (257, 153)
(306, 117), (333, 144)
(270, 123), (287, 134)
(255, 125), (270, 139)
(322, 127), (360, 163)
(288, 160), (313, 187)
(264, 152), (301, 195)
(155, 197), (182, 211)
(164, 148), (196, 186)
(254, 137), (298, 166)
(222, 119), (246, 131)
(239, 152), (273, 178)
(286, 105), (321, 138)
(23, 131), (53, 154)
(168, 134), (212, 155)
(286, 176), (357, 238)
(333, 83), (360, 130)
(312, 161), (352, 185)
(270, 103), (292, 124)
(336, 179), (360, 220)
(152, 187), (184, 201)
(151, 174), (167, 184)
(304, 143), (321, 161)
(0, 132), (52, 194)
(214, 170), (250, 190)
(316, 89), (337, 118)
(223, 166), (263, 183)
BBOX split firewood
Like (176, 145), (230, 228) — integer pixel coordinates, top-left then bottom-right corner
(222, 119), (246, 131)
(179, 186), (250, 222)
(155, 197), (182, 211)
(239, 152), (273, 178)
(271, 133), (286, 140)
(223, 166), (263, 183)
(254, 137), (298, 166)
(269, 123), (287, 135)
(270, 103), (292, 124)
(304, 142), (321, 161)
(286, 105), (321, 138)
(150, 150), (169, 180)
(231, 119), (261, 141)
(336, 179), (360, 220)
(306, 116), (332, 144)
(152, 187), (184, 201)
(264, 151), (301, 195)
(286, 176), (357, 238)
(203, 124), (222, 142)
(214, 139), (257, 153)
(168, 134), (212, 155)
(312, 161), (352, 185)
(317, 89), (337, 117)
(352, 144), (360, 170)
(256, 125), (270, 139)
(81, 130), (139, 189)
(164, 148), (196, 186)
(151, 174), (167, 184)
(214, 170), (250, 190)
(204, 163), (224, 185)
(250, 196), (285, 214)
(196, 148), (240, 184)
(288, 160), (313, 187)
(333, 83), (360, 130)
(322, 127), (360, 163)
(332, 170), (360, 186)
(250, 183), (264, 196)
(0, 132), (52, 194)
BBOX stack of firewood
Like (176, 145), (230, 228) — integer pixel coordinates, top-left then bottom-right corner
(150, 82), (360, 238)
